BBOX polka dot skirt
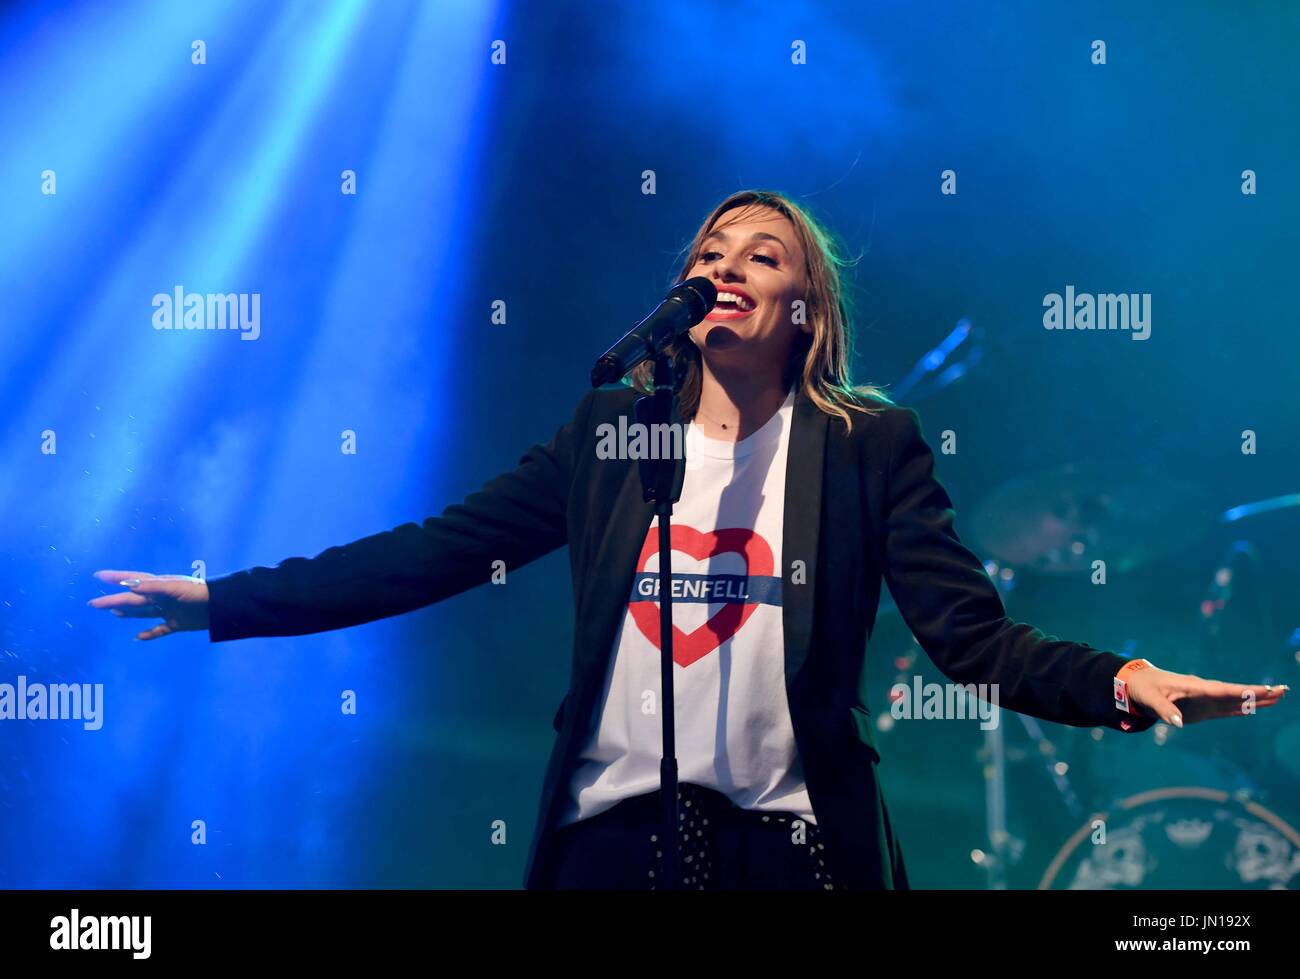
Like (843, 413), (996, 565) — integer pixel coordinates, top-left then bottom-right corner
(647, 781), (839, 891)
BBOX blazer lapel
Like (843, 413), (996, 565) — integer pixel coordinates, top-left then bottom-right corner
(782, 387), (828, 682)
(575, 456), (654, 678)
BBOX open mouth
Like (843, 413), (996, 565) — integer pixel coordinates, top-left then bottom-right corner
(708, 289), (756, 318)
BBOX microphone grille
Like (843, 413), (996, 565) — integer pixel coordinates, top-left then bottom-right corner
(676, 276), (717, 316)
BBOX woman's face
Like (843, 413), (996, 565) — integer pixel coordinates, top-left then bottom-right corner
(685, 205), (811, 372)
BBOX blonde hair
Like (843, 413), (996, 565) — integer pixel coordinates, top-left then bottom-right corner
(630, 189), (890, 431)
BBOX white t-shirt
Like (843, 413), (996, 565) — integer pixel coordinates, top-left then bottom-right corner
(558, 387), (816, 826)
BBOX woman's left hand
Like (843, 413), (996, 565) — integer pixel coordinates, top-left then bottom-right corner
(1125, 665), (1288, 727)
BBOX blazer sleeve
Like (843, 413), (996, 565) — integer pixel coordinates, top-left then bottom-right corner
(880, 406), (1155, 732)
(206, 389), (597, 642)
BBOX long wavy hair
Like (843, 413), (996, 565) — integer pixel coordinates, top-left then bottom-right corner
(630, 189), (890, 431)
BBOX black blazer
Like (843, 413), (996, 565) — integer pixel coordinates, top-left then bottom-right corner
(206, 384), (1153, 889)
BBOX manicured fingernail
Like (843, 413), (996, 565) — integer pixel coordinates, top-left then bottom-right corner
(1169, 714), (1184, 728)
(120, 578), (141, 587)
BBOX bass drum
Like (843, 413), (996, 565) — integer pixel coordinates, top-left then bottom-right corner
(1039, 786), (1300, 889)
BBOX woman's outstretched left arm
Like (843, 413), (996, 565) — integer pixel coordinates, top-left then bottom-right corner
(879, 406), (1287, 730)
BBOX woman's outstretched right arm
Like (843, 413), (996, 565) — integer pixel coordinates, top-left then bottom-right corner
(90, 390), (598, 642)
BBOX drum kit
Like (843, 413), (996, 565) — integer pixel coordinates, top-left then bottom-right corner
(876, 321), (1300, 889)
(964, 469), (1299, 889)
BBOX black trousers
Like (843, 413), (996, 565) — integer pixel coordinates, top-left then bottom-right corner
(548, 781), (844, 890)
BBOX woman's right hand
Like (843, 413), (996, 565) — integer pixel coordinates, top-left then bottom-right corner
(88, 570), (211, 640)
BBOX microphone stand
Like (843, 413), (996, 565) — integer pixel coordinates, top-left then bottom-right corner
(634, 346), (688, 891)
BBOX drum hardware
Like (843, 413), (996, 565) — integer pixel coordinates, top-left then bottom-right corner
(1272, 628), (1300, 783)
(890, 317), (982, 403)
(966, 471), (1298, 888)
(1038, 786), (1300, 889)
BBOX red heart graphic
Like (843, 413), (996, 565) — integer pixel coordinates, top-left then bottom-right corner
(628, 525), (774, 667)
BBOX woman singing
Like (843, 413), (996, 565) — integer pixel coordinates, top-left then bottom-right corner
(90, 189), (1287, 890)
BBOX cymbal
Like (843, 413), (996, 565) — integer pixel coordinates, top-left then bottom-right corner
(969, 463), (1211, 574)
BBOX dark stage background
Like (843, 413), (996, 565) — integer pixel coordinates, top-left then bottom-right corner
(1, 0), (1297, 888)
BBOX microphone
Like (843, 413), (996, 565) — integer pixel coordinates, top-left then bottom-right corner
(590, 277), (717, 387)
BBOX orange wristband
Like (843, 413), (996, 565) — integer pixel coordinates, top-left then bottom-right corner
(1114, 658), (1150, 717)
